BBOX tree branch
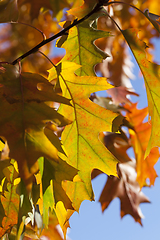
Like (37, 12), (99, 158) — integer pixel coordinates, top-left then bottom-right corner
(11, 2), (103, 65)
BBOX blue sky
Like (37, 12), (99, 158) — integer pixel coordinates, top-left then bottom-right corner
(67, 37), (160, 240)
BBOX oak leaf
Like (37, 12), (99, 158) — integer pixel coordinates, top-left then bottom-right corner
(102, 132), (131, 163)
(125, 103), (159, 188)
(48, 62), (118, 210)
(0, 63), (71, 192)
(68, 0), (98, 19)
(122, 28), (160, 157)
(99, 160), (150, 225)
(96, 12), (135, 88)
(57, 20), (110, 76)
(38, 157), (77, 234)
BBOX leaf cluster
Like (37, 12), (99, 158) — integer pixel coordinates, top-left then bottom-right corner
(0, 0), (159, 239)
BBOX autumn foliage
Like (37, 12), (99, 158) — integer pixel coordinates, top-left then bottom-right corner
(0, 0), (160, 239)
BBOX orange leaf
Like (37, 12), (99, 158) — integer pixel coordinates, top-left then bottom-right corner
(125, 103), (159, 187)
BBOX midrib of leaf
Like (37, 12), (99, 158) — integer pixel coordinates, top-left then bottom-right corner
(60, 73), (80, 170)
(52, 61), (118, 204)
(59, 68), (115, 174)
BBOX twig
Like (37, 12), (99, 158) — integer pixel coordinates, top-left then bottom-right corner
(11, 2), (103, 65)
(38, 50), (56, 67)
(11, 21), (46, 40)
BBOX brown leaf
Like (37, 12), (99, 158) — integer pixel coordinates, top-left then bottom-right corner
(92, 95), (128, 113)
(0, 0), (18, 23)
(107, 86), (139, 105)
(99, 160), (150, 225)
(103, 132), (131, 163)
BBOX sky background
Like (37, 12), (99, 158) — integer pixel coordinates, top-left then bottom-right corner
(66, 37), (160, 240)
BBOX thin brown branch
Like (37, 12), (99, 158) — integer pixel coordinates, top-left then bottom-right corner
(11, 21), (46, 40)
(11, 2), (103, 65)
(38, 50), (56, 67)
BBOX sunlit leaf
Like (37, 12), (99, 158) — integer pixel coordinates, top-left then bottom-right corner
(125, 103), (159, 188)
(68, 0), (97, 19)
(122, 28), (160, 157)
(0, 160), (19, 237)
(49, 61), (118, 210)
(38, 157), (77, 232)
(57, 19), (110, 76)
(0, 0), (160, 237)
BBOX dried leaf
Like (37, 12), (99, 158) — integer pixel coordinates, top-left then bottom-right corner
(102, 132), (131, 163)
(99, 160), (150, 225)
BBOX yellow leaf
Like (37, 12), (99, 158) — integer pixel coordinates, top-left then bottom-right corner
(68, 0), (97, 19)
(48, 62), (118, 210)
(57, 20), (110, 76)
(122, 28), (160, 157)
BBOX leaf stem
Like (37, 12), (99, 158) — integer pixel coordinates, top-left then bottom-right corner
(11, 21), (46, 40)
(38, 50), (56, 67)
(11, 2), (103, 65)
(105, 11), (122, 32)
